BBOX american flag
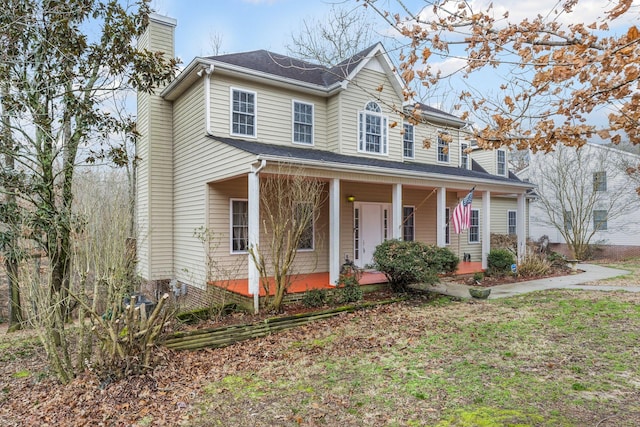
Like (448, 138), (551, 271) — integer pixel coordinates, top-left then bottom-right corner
(452, 188), (475, 234)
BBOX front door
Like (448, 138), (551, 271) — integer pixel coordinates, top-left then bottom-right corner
(355, 203), (390, 268)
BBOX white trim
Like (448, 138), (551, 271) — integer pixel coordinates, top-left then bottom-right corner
(403, 123), (415, 159)
(295, 201), (315, 251)
(445, 207), (451, 246)
(507, 209), (517, 235)
(402, 205), (415, 241)
(229, 198), (249, 254)
(230, 87), (257, 138)
(329, 179), (340, 286)
(291, 99), (314, 146)
(358, 101), (388, 156)
(437, 131), (450, 164)
(497, 149), (507, 176)
(460, 141), (469, 169)
(468, 208), (480, 244)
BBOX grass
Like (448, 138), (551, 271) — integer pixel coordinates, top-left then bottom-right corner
(194, 290), (640, 426)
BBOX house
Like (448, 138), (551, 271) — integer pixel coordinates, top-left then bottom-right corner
(520, 142), (640, 260)
(136, 14), (533, 311)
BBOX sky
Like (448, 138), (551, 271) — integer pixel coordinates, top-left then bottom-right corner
(148, 0), (637, 133)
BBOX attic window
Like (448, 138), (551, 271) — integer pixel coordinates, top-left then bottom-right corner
(358, 101), (388, 155)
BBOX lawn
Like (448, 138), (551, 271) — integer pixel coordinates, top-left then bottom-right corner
(1, 268), (640, 426)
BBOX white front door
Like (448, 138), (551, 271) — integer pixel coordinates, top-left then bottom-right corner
(355, 203), (390, 268)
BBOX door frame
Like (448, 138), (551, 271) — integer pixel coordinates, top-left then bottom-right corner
(353, 202), (391, 268)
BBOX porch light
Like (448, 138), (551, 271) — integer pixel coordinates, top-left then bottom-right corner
(347, 195), (356, 202)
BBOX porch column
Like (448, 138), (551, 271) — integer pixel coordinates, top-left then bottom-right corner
(436, 187), (446, 247)
(517, 192), (526, 263)
(392, 183), (402, 239)
(248, 168), (261, 313)
(481, 191), (491, 269)
(329, 178), (340, 286)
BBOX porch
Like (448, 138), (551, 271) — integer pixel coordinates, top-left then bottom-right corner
(209, 261), (484, 298)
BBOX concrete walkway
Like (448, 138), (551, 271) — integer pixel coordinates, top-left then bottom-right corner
(415, 263), (640, 300)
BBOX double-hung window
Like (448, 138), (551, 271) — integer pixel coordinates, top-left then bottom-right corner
(358, 101), (388, 155)
(460, 142), (469, 169)
(403, 123), (414, 159)
(445, 207), (450, 245)
(293, 101), (313, 145)
(497, 150), (507, 176)
(402, 206), (415, 241)
(295, 202), (314, 250)
(593, 210), (608, 231)
(230, 199), (248, 253)
(231, 88), (256, 137)
(437, 134), (449, 163)
(508, 210), (517, 235)
(469, 209), (480, 243)
(593, 171), (607, 192)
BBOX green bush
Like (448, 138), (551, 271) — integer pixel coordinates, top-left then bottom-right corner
(487, 248), (515, 277)
(335, 273), (363, 304)
(372, 239), (459, 292)
(302, 289), (328, 307)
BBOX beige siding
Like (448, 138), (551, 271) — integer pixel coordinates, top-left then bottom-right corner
(490, 197), (518, 236)
(402, 188), (437, 244)
(471, 149), (508, 176)
(172, 80), (257, 288)
(208, 75), (328, 149)
(327, 95), (340, 152)
(136, 16), (176, 281)
(206, 178), (330, 282)
(339, 67), (405, 161)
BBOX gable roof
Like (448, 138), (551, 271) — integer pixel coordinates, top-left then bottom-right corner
(205, 44), (380, 88)
(210, 135), (531, 188)
(162, 43), (409, 103)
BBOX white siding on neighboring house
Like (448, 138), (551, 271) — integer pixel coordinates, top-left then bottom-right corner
(524, 143), (640, 247)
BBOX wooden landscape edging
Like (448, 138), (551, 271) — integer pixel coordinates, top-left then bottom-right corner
(163, 298), (404, 351)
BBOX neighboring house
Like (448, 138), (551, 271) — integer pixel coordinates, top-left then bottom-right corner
(136, 14), (532, 309)
(519, 142), (640, 259)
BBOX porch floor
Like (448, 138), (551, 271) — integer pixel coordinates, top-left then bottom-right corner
(209, 262), (484, 297)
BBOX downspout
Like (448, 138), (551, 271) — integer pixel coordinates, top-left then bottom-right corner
(249, 159), (267, 313)
(197, 64), (215, 136)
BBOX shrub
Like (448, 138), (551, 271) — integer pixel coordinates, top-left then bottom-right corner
(372, 239), (459, 292)
(473, 272), (484, 282)
(302, 289), (328, 307)
(517, 253), (552, 277)
(487, 248), (515, 277)
(335, 273), (363, 304)
(546, 251), (567, 268)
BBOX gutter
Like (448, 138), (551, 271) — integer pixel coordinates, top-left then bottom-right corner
(254, 153), (533, 191)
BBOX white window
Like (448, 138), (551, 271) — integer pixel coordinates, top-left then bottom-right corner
(358, 101), (388, 155)
(593, 210), (608, 231)
(230, 199), (248, 253)
(402, 206), (415, 241)
(469, 209), (480, 243)
(564, 210), (572, 231)
(403, 123), (414, 159)
(295, 202), (314, 250)
(231, 88), (256, 137)
(445, 207), (450, 245)
(293, 101), (313, 145)
(593, 171), (607, 192)
(460, 142), (469, 169)
(437, 134), (449, 163)
(497, 150), (507, 176)
(508, 210), (517, 235)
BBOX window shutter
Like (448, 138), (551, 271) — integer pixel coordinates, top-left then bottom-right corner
(358, 111), (364, 151)
(382, 116), (388, 154)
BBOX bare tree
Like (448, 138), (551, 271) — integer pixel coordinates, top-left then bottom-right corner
(363, 0), (640, 153)
(249, 168), (326, 312)
(528, 144), (638, 259)
(286, 4), (376, 67)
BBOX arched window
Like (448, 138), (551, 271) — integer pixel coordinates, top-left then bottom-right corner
(358, 101), (388, 155)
